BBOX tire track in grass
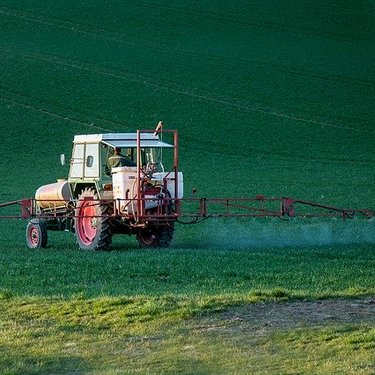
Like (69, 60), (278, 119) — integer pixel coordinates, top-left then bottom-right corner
(0, 6), (374, 90)
(2, 79), (372, 166)
(1, 48), (374, 139)
(118, 0), (375, 43)
(2, 84), (372, 166)
(1, 6), (373, 168)
(24, 53), (375, 135)
(179, 137), (375, 166)
(302, 0), (375, 16)
(0, 80), (373, 166)
(116, 2), (375, 89)
(0, 6), (130, 46)
(0, 87), (118, 132)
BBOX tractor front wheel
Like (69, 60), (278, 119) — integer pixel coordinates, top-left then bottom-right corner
(75, 188), (112, 251)
(137, 224), (174, 248)
(26, 219), (48, 249)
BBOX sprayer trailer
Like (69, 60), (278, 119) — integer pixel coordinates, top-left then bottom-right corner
(0, 123), (374, 250)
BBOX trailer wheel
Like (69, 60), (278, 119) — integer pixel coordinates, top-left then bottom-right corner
(75, 188), (112, 251)
(26, 219), (48, 249)
(137, 223), (175, 248)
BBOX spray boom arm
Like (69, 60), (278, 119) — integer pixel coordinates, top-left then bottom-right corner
(0, 195), (373, 222)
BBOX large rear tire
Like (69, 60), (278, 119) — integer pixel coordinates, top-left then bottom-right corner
(75, 188), (112, 251)
(26, 219), (48, 249)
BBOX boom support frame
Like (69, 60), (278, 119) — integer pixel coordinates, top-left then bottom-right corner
(0, 196), (373, 222)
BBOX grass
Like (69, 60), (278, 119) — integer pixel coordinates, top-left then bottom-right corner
(0, 0), (374, 373)
(1, 220), (374, 373)
(0, 296), (374, 374)
(1, 220), (375, 299)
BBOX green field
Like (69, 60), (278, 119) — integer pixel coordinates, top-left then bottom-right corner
(0, 1), (375, 373)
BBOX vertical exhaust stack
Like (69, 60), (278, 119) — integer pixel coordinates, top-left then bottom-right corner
(154, 121), (163, 136)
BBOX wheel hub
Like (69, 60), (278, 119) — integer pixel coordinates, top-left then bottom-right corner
(77, 201), (98, 245)
(30, 227), (39, 245)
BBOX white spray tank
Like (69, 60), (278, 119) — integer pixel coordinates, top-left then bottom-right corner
(111, 167), (183, 213)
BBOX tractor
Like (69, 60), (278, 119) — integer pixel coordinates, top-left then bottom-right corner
(1, 123), (373, 251)
(26, 125), (183, 250)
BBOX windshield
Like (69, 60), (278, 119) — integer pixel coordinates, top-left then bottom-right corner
(102, 144), (165, 175)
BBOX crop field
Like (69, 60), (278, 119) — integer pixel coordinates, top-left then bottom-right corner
(0, 0), (375, 373)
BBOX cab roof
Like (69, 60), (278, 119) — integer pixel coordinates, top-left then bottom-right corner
(73, 133), (173, 148)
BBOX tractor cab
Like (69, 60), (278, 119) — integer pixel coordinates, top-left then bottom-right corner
(67, 132), (176, 199)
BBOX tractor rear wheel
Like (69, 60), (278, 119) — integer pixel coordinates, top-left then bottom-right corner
(26, 219), (48, 249)
(75, 188), (112, 251)
(137, 223), (174, 248)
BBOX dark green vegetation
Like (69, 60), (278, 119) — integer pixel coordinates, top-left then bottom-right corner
(0, 0), (374, 373)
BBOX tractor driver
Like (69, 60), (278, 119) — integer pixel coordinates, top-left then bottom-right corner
(107, 147), (136, 172)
